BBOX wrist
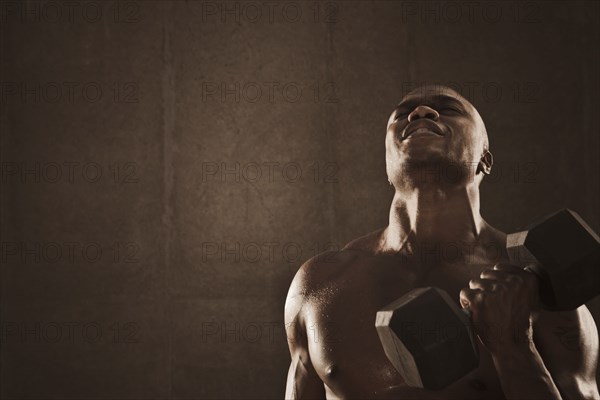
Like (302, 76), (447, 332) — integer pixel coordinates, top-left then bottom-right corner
(488, 338), (562, 400)
(482, 323), (533, 354)
(491, 339), (538, 367)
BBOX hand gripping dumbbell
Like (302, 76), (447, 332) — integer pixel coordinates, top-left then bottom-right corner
(375, 209), (600, 390)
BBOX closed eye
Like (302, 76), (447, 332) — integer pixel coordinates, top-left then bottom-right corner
(393, 112), (408, 121)
(439, 107), (462, 114)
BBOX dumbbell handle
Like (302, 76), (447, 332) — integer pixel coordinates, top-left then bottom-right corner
(461, 308), (472, 319)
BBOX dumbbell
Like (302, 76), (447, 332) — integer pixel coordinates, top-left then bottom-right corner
(375, 209), (600, 390)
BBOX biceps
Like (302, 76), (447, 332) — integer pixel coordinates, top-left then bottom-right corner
(533, 306), (599, 399)
(285, 354), (326, 400)
(556, 376), (600, 400)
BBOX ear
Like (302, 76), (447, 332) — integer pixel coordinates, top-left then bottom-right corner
(477, 150), (493, 175)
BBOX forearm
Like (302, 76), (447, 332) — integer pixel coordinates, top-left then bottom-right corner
(492, 341), (562, 400)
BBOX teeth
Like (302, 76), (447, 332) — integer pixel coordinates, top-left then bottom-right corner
(402, 127), (440, 140)
(412, 128), (436, 135)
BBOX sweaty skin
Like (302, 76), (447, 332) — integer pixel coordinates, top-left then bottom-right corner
(284, 86), (600, 400)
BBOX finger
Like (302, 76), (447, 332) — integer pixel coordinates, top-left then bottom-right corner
(479, 269), (505, 280)
(480, 269), (524, 284)
(459, 287), (483, 309)
(480, 269), (518, 282)
(460, 288), (485, 323)
(522, 265), (542, 282)
(469, 278), (503, 292)
(493, 263), (523, 273)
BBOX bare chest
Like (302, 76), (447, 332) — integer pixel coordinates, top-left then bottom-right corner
(304, 257), (506, 399)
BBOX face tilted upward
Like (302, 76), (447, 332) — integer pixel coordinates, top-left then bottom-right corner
(385, 86), (490, 188)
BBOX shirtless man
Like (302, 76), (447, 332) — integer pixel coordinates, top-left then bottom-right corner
(284, 85), (600, 399)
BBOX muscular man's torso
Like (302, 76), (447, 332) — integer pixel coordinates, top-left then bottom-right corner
(298, 226), (511, 399)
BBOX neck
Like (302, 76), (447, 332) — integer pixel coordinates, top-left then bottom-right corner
(384, 182), (486, 255)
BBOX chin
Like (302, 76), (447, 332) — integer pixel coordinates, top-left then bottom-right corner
(400, 149), (453, 167)
(396, 156), (472, 186)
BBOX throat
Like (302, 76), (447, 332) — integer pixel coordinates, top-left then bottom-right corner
(385, 188), (486, 256)
(406, 234), (490, 262)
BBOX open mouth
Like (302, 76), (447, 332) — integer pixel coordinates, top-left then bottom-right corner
(402, 122), (444, 140)
(404, 128), (442, 139)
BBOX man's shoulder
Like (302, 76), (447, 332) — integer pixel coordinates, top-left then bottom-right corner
(287, 249), (362, 295)
(283, 249), (356, 328)
(342, 227), (386, 253)
(284, 243), (383, 332)
(286, 228), (388, 298)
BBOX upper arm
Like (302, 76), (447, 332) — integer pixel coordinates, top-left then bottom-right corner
(533, 305), (600, 400)
(284, 257), (328, 400)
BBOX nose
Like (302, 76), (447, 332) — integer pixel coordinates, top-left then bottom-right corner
(407, 105), (440, 123)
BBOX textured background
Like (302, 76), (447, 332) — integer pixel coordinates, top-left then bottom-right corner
(1, 0), (599, 398)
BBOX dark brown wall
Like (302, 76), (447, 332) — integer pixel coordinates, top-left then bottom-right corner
(1, 0), (598, 398)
